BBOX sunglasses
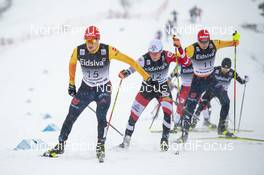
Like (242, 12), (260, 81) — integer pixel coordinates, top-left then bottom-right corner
(149, 51), (162, 55)
(221, 67), (230, 71)
(85, 38), (98, 44)
(199, 40), (209, 44)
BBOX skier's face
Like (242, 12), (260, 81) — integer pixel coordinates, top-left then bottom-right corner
(221, 67), (230, 74)
(198, 41), (209, 50)
(149, 51), (162, 61)
(85, 39), (100, 52)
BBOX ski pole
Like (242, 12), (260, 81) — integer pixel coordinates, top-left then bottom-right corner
(237, 83), (247, 133)
(149, 103), (161, 129)
(173, 35), (181, 96)
(232, 30), (239, 133)
(172, 98), (199, 119)
(87, 105), (123, 136)
(150, 103), (160, 116)
(105, 79), (123, 137)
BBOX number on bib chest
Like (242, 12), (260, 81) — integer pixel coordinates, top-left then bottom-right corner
(204, 60), (212, 68)
(87, 70), (99, 78)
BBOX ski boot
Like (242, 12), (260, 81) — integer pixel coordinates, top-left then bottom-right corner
(218, 120), (234, 137)
(190, 116), (199, 130)
(173, 118), (182, 132)
(119, 135), (131, 149)
(43, 141), (65, 158)
(160, 137), (169, 151)
(96, 142), (105, 163)
(175, 118), (190, 143)
(175, 129), (188, 143)
(203, 119), (217, 129)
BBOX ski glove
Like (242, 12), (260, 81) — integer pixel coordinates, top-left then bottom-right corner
(172, 36), (182, 48)
(118, 69), (130, 79)
(244, 75), (249, 84)
(145, 77), (160, 91)
(232, 31), (240, 41)
(232, 31), (240, 46)
(68, 84), (76, 97)
(170, 68), (179, 78)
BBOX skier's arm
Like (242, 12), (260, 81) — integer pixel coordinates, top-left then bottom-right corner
(109, 46), (150, 80)
(118, 57), (144, 79)
(69, 48), (78, 86)
(177, 46), (191, 66)
(165, 50), (186, 65)
(172, 37), (191, 66)
(235, 72), (249, 84)
(236, 72), (244, 84)
(126, 57), (145, 75)
(213, 40), (238, 50)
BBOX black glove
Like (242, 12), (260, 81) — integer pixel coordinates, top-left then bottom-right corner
(145, 77), (160, 91)
(170, 70), (179, 78)
(244, 75), (249, 84)
(68, 84), (76, 97)
(118, 69), (130, 79)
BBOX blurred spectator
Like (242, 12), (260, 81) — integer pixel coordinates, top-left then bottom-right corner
(155, 30), (163, 40)
(171, 10), (178, 26)
(165, 20), (174, 41)
(189, 5), (202, 23)
(259, 2), (264, 17)
(0, 0), (12, 15)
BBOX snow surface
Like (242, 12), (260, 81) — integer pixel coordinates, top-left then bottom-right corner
(0, 0), (264, 175)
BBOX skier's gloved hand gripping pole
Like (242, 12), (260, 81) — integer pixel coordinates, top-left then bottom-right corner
(68, 84), (77, 96)
(232, 31), (240, 132)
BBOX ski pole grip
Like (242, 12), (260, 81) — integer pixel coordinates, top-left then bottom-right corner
(232, 31), (240, 41)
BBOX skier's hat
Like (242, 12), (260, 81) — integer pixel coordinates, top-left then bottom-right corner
(198, 29), (210, 42)
(148, 39), (163, 53)
(84, 26), (100, 41)
(221, 57), (232, 69)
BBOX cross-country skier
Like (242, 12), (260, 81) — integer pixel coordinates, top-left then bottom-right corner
(192, 58), (249, 128)
(169, 62), (217, 130)
(173, 29), (240, 143)
(42, 26), (158, 162)
(118, 39), (187, 151)
(169, 63), (193, 127)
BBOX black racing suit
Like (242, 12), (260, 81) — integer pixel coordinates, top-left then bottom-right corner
(59, 43), (113, 144)
(194, 66), (245, 122)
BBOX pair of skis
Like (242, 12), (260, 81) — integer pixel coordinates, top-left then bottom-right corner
(150, 127), (254, 134)
(196, 136), (264, 143)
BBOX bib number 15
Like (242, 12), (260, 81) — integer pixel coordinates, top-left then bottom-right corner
(87, 71), (99, 78)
